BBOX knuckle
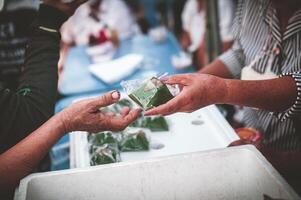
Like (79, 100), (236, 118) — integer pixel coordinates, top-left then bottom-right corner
(102, 117), (112, 129)
(167, 106), (175, 113)
(86, 101), (95, 108)
(100, 95), (109, 104)
(114, 123), (125, 131)
(165, 105), (176, 112)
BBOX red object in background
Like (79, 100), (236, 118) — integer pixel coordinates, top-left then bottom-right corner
(89, 29), (109, 46)
(235, 128), (262, 143)
(97, 29), (109, 44)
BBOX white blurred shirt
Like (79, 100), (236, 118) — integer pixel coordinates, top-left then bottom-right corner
(182, 0), (234, 52)
(61, 0), (136, 46)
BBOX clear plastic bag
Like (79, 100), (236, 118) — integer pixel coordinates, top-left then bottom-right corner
(90, 144), (121, 165)
(88, 132), (121, 165)
(121, 75), (179, 110)
(130, 116), (169, 132)
(119, 128), (150, 152)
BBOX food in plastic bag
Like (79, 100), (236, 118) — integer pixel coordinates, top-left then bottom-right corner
(90, 144), (121, 165)
(122, 77), (174, 110)
(131, 116), (169, 132)
(120, 129), (150, 152)
(98, 98), (169, 131)
(88, 132), (121, 165)
(88, 131), (119, 147)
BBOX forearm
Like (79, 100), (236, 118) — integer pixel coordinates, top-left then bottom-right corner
(198, 59), (234, 79)
(221, 76), (297, 112)
(0, 113), (66, 193)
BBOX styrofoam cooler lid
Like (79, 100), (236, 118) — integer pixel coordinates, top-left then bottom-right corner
(14, 146), (300, 200)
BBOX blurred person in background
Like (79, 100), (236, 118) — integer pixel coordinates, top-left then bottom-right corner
(146, 0), (301, 194)
(0, 0), (141, 198)
(59, 0), (138, 70)
(172, 0), (187, 37)
(0, 0), (85, 172)
(0, 0), (38, 90)
(181, 0), (235, 68)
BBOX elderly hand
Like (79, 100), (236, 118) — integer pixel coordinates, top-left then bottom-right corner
(145, 73), (226, 116)
(43, 0), (87, 16)
(59, 91), (142, 133)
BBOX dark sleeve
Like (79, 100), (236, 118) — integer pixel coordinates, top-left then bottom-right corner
(0, 5), (68, 153)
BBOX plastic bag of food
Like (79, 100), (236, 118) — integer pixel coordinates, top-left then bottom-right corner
(90, 144), (121, 165)
(119, 128), (150, 152)
(88, 132), (121, 165)
(88, 131), (119, 147)
(121, 77), (174, 110)
(130, 116), (169, 132)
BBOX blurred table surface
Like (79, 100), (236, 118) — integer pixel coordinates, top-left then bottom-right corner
(56, 32), (193, 112)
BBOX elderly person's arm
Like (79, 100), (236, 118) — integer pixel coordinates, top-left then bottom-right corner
(0, 91), (141, 194)
(0, 1), (86, 153)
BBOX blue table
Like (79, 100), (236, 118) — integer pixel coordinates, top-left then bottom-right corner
(56, 32), (192, 111)
(53, 32), (193, 170)
(59, 33), (187, 95)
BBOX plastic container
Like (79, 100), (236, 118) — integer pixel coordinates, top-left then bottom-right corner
(14, 145), (300, 200)
(70, 105), (240, 168)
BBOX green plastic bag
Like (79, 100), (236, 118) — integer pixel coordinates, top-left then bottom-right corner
(122, 77), (174, 110)
(119, 129), (150, 152)
(88, 132), (121, 165)
(88, 131), (119, 147)
(90, 144), (120, 165)
(131, 116), (169, 132)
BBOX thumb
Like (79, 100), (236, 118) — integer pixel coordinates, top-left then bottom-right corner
(91, 91), (120, 109)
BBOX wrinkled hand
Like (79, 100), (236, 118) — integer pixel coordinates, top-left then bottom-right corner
(43, 0), (87, 16)
(60, 91), (142, 133)
(145, 73), (226, 116)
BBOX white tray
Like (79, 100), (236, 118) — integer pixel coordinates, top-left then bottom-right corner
(15, 146), (300, 200)
(70, 105), (239, 168)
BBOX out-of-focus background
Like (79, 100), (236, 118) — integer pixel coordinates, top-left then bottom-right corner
(0, 0), (239, 171)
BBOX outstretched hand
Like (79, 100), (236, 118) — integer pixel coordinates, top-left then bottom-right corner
(43, 0), (88, 16)
(144, 73), (226, 116)
(60, 91), (142, 133)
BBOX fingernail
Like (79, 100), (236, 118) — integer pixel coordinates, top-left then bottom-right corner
(111, 90), (120, 99)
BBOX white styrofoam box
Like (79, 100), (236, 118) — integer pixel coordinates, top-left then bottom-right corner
(15, 146), (300, 200)
(70, 105), (239, 168)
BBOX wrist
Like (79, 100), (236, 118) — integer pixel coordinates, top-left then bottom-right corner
(55, 110), (72, 134)
(210, 76), (229, 104)
(220, 78), (233, 104)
